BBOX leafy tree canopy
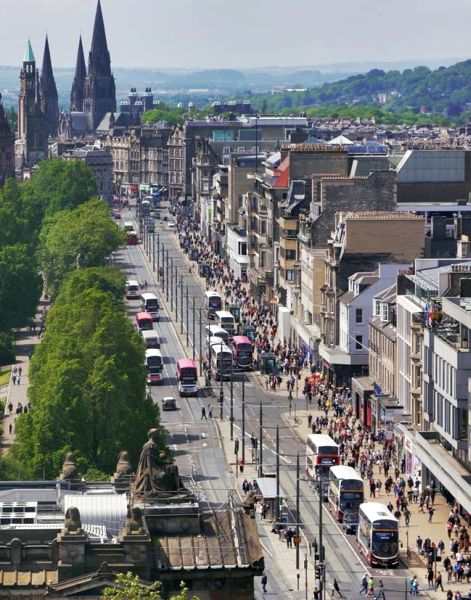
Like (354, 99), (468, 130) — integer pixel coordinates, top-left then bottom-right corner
(13, 284), (159, 478)
(38, 199), (126, 295)
(103, 572), (199, 600)
(59, 266), (126, 308)
(0, 244), (42, 331)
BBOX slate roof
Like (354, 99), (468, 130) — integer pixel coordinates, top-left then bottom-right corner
(154, 508), (262, 570)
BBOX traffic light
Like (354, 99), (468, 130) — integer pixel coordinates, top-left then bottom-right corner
(315, 565), (322, 580)
(234, 439), (239, 455)
(218, 390), (224, 403)
(251, 436), (258, 450)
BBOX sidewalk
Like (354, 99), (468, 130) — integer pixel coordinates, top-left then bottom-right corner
(285, 408), (470, 600)
(1, 302), (47, 452)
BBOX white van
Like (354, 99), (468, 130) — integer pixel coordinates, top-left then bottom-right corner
(141, 292), (160, 321)
(126, 279), (140, 299)
(141, 329), (160, 349)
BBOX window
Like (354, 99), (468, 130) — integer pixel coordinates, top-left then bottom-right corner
(374, 299), (381, 316)
(381, 303), (389, 322)
(223, 147), (230, 155)
(355, 308), (363, 324)
(286, 269), (295, 281)
(355, 335), (363, 350)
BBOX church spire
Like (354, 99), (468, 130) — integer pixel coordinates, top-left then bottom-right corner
(70, 35), (86, 111)
(83, 0), (116, 131)
(88, 0), (111, 78)
(40, 35), (59, 137)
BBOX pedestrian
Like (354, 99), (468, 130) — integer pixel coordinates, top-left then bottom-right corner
(332, 578), (343, 598)
(8, 402), (13, 414)
(435, 572), (444, 591)
(428, 506), (435, 523)
(8, 423), (12, 435)
(18, 366), (22, 377)
(17, 376), (21, 385)
(313, 587), (320, 599)
(208, 405), (213, 418)
(12, 374), (16, 385)
(261, 573), (267, 593)
(375, 580), (385, 599)
(201, 406), (207, 419)
(404, 506), (411, 526)
(367, 576), (375, 596)
(359, 573), (368, 595)
(426, 566), (434, 588)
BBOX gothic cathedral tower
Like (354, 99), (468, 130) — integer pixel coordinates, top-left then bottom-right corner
(70, 36), (86, 111)
(40, 35), (59, 137)
(17, 40), (48, 165)
(83, 0), (116, 131)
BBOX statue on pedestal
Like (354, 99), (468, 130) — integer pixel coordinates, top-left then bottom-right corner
(58, 452), (81, 481)
(134, 429), (190, 501)
(63, 507), (83, 535)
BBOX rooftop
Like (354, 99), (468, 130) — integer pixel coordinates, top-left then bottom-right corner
(341, 211), (423, 220)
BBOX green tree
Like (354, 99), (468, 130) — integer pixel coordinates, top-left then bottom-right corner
(22, 158), (97, 228)
(38, 199), (126, 294)
(13, 285), (159, 478)
(0, 244), (42, 331)
(59, 266), (126, 308)
(103, 572), (199, 600)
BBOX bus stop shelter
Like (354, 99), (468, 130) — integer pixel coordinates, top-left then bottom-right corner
(255, 477), (285, 519)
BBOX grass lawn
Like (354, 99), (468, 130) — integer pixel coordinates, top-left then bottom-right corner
(0, 369), (10, 386)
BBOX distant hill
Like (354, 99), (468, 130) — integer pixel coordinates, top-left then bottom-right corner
(251, 60), (471, 121)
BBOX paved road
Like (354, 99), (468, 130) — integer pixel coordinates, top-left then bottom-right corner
(119, 204), (425, 599)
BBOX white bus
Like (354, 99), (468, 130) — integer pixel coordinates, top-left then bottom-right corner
(357, 502), (399, 567)
(210, 342), (233, 381)
(123, 220), (134, 232)
(141, 329), (160, 349)
(305, 434), (339, 496)
(205, 325), (229, 345)
(141, 292), (160, 321)
(145, 349), (163, 384)
(328, 466), (364, 529)
(125, 279), (140, 299)
(215, 310), (236, 337)
(205, 291), (222, 320)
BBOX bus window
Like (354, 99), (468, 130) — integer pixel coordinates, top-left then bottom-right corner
(305, 434), (339, 496)
(205, 291), (222, 320)
(136, 311), (153, 332)
(328, 465), (364, 528)
(204, 325), (229, 345)
(357, 502), (399, 567)
(141, 292), (160, 321)
(177, 358), (198, 397)
(126, 280), (140, 299)
(215, 310), (235, 336)
(210, 342), (232, 381)
(231, 335), (253, 370)
(145, 349), (163, 384)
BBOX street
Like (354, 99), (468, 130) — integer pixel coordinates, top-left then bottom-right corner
(118, 202), (424, 599)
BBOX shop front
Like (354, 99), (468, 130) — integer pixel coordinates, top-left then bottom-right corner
(351, 376), (374, 428)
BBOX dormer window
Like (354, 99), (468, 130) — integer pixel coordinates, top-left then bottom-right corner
(381, 304), (389, 322)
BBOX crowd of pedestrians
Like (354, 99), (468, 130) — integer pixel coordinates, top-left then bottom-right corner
(175, 211), (471, 599)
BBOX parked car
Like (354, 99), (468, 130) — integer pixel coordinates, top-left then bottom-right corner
(167, 220), (176, 229)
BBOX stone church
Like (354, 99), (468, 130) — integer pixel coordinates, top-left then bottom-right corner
(59, 0), (117, 139)
(17, 0), (117, 166)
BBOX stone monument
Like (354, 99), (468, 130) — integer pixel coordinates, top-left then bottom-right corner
(57, 452), (83, 490)
(111, 450), (135, 493)
(133, 428), (191, 502)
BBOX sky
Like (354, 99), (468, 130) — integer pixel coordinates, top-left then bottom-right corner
(0, 0), (470, 70)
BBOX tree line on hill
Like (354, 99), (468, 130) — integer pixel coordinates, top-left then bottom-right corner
(0, 159), (162, 480)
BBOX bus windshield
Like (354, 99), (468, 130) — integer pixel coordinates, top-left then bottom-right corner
(180, 367), (197, 383)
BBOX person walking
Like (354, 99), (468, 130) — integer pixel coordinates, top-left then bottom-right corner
(435, 572), (444, 591)
(313, 587), (320, 599)
(428, 506), (435, 523)
(367, 576), (375, 596)
(201, 406), (207, 419)
(374, 580), (385, 599)
(261, 573), (267, 593)
(208, 404), (213, 418)
(404, 506), (411, 526)
(331, 578), (343, 597)
(359, 573), (368, 595)
(426, 566), (434, 588)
